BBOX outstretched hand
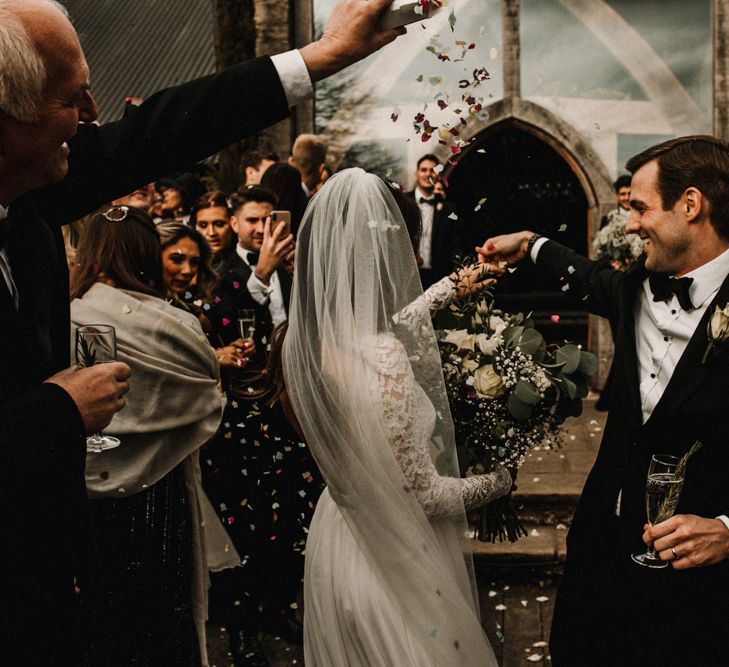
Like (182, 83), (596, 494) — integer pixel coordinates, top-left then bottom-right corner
(476, 231), (536, 267)
(643, 514), (729, 570)
(300, 0), (406, 83)
(448, 263), (500, 298)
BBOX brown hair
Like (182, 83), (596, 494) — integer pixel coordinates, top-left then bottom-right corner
(625, 135), (729, 240)
(189, 190), (231, 225)
(156, 221), (218, 302)
(70, 206), (162, 300)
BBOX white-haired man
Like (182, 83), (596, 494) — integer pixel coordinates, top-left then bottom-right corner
(0, 0), (404, 662)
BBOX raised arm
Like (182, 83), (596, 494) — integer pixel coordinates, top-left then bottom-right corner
(377, 334), (511, 518)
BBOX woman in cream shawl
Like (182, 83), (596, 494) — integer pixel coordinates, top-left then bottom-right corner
(70, 205), (237, 667)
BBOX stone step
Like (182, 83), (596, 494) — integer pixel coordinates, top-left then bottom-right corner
(472, 523), (568, 566)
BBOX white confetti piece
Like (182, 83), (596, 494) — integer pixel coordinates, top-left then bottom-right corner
(561, 284), (570, 292)
(488, 590), (497, 598)
(558, 223), (567, 232)
(489, 47), (499, 59)
(533, 641), (548, 648)
(530, 528), (540, 536)
(448, 212), (459, 220)
(494, 604), (507, 611)
(556, 523), (567, 531)
(567, 266), (575, 274)
(521, 600), (528, 607)
(526, 654), (544, 662)
(532, 477), (540, 483)
(536, 596), (549, 603)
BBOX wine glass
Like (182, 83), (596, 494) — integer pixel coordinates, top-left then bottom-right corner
(238, 309), (256, 340)
(631, 454), (684, 568)
(75, 325), (121, 453)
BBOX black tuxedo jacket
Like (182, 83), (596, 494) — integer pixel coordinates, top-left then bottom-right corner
(212, 251), (292, 365)
(405, 191), (463, 284)
(537, 241), (729, 665)
(1, 56), (290, 662)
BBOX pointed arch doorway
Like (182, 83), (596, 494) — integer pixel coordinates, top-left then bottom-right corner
(446, 123), (591, 346)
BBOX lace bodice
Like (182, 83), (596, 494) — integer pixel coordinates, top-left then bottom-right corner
(377, 279), (511, 518)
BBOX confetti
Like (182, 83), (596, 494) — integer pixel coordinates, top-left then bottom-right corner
(526, 655), (544, 663)
(489, 47), (499, 60)
(536, 596), (549, 603)
(488, 590), (497, 598)
(494, 604), (507, 611)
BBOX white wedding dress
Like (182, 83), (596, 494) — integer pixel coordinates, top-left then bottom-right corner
(303, 278), (511, 666)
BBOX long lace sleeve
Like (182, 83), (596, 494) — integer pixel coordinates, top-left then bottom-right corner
(376, 334), (511, 518)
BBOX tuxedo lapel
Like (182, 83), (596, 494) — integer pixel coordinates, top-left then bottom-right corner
(647, 270), (729, 423)
(614, 259), (648, 430)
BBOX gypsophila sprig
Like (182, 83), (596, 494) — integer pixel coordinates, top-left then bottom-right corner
(437, 292), (597, 542)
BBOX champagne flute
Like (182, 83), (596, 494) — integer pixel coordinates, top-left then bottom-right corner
(75, 325), (121, 453)
(631, 454), (684, 568)
(238, 309), (256, 340)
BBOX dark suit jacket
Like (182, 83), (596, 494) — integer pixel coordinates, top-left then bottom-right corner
(405, 191), (463, 286)
(536, 240), (729, 665)
(212, 251), (292, 366)
(2, 56), (290, 663)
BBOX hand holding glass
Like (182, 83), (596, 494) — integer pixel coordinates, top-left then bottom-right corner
(631, 454), (684, 568)
(75, 325), (121, 453)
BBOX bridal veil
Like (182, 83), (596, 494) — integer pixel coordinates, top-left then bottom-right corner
(283, 168), (497, 665)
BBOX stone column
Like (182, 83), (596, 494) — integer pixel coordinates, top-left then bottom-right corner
(502, 0), (521, 99)
(714, 0), (729, 139)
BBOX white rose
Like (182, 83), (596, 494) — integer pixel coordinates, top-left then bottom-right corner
(476, 333), (501, 355)
(473, 364), (505, 399)
(708, 304), (729, 342)
(444, 329), (476, 351)
(462, 357), (480, 372)
(489, 315), (507, 335)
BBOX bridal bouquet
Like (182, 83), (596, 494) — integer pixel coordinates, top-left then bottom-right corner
(438, 296), (597, 542)
(592, 214), (645, 270)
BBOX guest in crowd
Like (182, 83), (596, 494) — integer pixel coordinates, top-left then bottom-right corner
(190, 190), (238, 270)
(599, 174), (631, 229)
(406, 153), (464, 287)
(241, 150), (279, 186)
(260, 162), (308, 236)
(112, 183), (156, 215)
(70, 206), (237, 666)
(211, 186), (294, 363)
(154, 172), (206, 222)
(157, 220), (254, 371)
(289, 134), (328, 196)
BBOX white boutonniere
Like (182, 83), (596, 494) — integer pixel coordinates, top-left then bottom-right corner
(703, 303), (729, 362)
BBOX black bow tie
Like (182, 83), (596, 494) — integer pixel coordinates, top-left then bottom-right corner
(648, 273), (695, 311)
(246, 252), (259, 266)
(418, 197), (436, 206)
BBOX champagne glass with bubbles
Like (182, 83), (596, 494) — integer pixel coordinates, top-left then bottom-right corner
(238, 309), (256, 340)
(75, 325), (121, 453)
(631, 454), (684, 568)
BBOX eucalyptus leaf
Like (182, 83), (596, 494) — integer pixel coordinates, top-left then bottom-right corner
(517, 328), (543, 355)
(501, 325), (524, 348)
(507, 392), (533, 420)
(514, 380), (541, 405)
(562, 376), (577, 400)
(555, 344), (580, 374)
(577, 350), (598, 376)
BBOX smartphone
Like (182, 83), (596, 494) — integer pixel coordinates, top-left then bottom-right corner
(270, 210), (292, 237)
(380, 0), (442, 29)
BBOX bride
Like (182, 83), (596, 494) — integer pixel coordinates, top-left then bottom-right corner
(283, 168), (511, 666)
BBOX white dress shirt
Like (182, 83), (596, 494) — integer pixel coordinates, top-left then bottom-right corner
(415, 187), (435, 269)
(0, 204), (19, 309)
(532, 238), (729, 528)
(237, 245), (287, 327)
(270, 50), (313, 108)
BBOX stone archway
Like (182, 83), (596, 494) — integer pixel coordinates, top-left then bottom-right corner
(433, 98), (616, 388)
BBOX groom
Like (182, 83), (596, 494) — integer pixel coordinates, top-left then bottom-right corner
(477, 136), (729, 666)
